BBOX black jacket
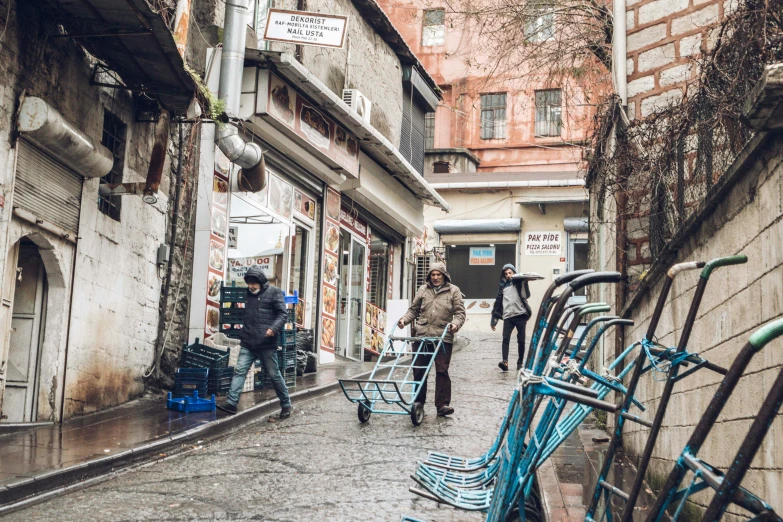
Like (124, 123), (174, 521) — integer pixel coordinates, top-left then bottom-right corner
(239, 268), (287, 348)
(491, 277), (532, 327)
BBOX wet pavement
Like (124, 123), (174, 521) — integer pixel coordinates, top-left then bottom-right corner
(0, 332), (516, 521)
(0, 358), (372, 501)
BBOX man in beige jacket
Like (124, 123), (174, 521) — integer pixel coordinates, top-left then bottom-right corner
(397, 262), (466, 416)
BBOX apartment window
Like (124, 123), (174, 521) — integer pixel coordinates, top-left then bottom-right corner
(425, 113), (435, 149)
(524, 1), (555, 41)
(422, 9), (445, 47)
(433, 161), (450, 173)
(99, 111), (126, 221)
(535, 89), (562, 137)
(480, 93), (507, 140)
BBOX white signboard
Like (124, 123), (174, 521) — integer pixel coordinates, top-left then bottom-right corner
(525, 231), (562, 256)
(228, 256), (276, 283)
(228, 226), (238, 250)
(264, 9), (348, 48)
(469, 246), (496, 265)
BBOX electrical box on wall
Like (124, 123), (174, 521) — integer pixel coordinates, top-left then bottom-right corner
(157, 243), (169, 268)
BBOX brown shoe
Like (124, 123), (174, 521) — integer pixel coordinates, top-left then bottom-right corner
(437, 406), (454, 417)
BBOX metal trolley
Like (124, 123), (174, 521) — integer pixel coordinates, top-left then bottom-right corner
(338, 324), (451, 426)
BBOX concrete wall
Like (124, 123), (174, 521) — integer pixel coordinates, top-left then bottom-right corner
(0, 3), (191, 419)
(610, 135), (783, 517)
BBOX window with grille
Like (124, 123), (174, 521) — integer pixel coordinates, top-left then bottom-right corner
(422, 9), (445, 47)
(535, 89), (562, 137)
(414, 255), (431, 290)
(480, 93), (507, 140)
(524, 1), (555, 41)
(425, 113), (435, 149)
(99, 111), (126, 221)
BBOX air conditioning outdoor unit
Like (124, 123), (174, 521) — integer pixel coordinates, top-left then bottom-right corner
(342, 89), (372, 125)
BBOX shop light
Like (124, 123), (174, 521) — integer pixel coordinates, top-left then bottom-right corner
(451, 245), (457, 248)
(489, 244), (495, 246)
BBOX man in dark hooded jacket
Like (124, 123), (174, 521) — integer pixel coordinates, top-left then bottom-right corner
(490, 263), (532, 372)
(218, 265), (291, 418)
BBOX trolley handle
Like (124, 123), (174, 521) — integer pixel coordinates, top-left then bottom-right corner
(579, 304), (611, 317)
(569, 271), (624, 292)
(700, 255), (748, 279)
(667, 261), (706, 278)
(749, 317), (783, 351)
(554, 269), (594, 286)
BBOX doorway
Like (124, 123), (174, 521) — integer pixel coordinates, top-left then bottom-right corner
(336, 231), (367, 361)
(4, 240), (48, 423)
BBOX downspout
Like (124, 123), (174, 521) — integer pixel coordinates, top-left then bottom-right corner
(216, 0), (266, 192)
(173, 0), (191, 57)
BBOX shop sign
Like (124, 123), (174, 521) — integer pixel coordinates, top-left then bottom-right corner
(266, 73), (359, 176)
(228, 226), (238, 249)
(340, 207), (367, 237)
(204, 160), (230, 339)
(469, 246), (496, 265)
(525, 231), (562, 256)
(263, 9), (348, 49)
(227, 256), (276, 283)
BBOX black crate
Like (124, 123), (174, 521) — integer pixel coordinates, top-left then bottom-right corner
(286, 308), (296, 324)
(181, 342), (229, 369)
(278, 348), (296, 369)
(279, 329), (296, 346)
(173, 368), (209, 398)
(221, 286), (247, 303)
(220, 307), (245, 325)
(207, 367), (235, 396)
(257, 367), (296, 389)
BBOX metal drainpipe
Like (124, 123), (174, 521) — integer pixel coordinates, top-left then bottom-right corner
(216, 0), (265, 190)
(613, 0), (628, 109)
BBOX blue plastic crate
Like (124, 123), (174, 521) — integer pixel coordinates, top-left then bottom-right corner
(166, 390), (216, 412)
(284, 290), (299, 304)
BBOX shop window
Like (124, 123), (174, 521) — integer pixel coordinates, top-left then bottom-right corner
(433, 161), (450, 173)
(535, 89), (562, 137)
(446, 244), (515, 299)
(422, 9), (445, 47)
(289, 225), (310, 325)
(99, 111), (126, 221)
(369, 236), (390, 310)
(568, 238), (588, 301)
(524, 0), (555, 41)
(480, 93), (507, 140)
(425, 112), (435, 149)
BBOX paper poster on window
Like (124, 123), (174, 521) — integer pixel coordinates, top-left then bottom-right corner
(469, 246), (496, 265)
(525, 231), (562, 256)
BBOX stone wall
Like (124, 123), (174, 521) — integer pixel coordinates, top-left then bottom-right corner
(610, 134), (783, 517)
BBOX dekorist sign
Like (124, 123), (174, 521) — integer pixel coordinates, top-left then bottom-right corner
(264, 9), (348, 48)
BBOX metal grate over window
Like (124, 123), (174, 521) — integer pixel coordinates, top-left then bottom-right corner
(535, 89), (562, 137)
(425, 112), (435, 149)
(422, 8), (445, 46)
(414, 255), (431, 290)
(99, 111), (126, 221)
(481, 93), (507, 140)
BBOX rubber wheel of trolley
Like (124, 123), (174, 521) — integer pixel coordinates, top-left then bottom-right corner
(357, 401), (372, 423)
(410, 402), (424, 426)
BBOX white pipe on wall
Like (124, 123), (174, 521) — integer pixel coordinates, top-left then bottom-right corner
(613, 0), (628, 107)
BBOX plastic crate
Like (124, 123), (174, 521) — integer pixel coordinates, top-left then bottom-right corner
(207, 366), (235, 396)
(221, 286), (247, 303)
(279, 329), (297, 346)
(173, 368), (209, 398)
(181, 341), (229, 369)
(286, 308), (296, 324)
(278, 348), (296, 369)
(219, 307), (245, 325)
(256, 366), (297, 389)
(284, 291), (298, 305)
(166, 391), (216, 413)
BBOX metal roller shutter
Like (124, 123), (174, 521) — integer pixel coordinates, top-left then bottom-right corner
(15, 140), (83, 234)
(400, 84), (427, 176)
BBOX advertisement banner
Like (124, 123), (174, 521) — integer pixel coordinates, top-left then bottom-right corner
(525, 231), (562, 256)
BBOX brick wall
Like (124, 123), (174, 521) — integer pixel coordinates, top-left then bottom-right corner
(626, 0), (726, 119)
(615, 135), (783, 518)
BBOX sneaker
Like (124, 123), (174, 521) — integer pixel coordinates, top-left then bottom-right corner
(437, 406), (455, 417)
(217, 402), (238, 415)
(517, 360), (524, 371)
(279, 407), (292, 419)
(498, 361), (509, 372)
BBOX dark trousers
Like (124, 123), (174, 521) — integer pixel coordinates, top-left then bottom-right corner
(502, 314), (527, 364)
(412, 342), (453, 409)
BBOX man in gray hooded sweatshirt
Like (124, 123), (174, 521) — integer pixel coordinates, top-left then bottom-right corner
(218, 265), (291, 418)
(490, 263), (532, 372)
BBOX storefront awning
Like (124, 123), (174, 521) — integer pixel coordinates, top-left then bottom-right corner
(245, 50), (450, 212)
(433, 219), (521, 234)
(48, 0), (195, 113)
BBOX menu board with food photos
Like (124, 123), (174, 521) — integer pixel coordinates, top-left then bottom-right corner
(320, 188), (341, 353)
(205, 167), (230, 340)
(364, 302), (388, 355)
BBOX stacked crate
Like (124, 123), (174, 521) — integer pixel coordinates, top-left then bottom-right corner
(257, 292), (298, 390)
(176, 340), (234, 398)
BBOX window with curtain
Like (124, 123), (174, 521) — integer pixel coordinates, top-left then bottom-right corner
(480, 93), (507, 140)
(422, 9), (445, 46)
(535, 89), (562, 137)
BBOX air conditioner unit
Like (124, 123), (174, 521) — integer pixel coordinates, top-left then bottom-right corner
(342, 89), (372, 125)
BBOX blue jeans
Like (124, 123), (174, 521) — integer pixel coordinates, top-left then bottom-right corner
(226, 346), (291, 409)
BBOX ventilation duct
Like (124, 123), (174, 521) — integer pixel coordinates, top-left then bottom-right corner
(18, 96), (113, 179)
